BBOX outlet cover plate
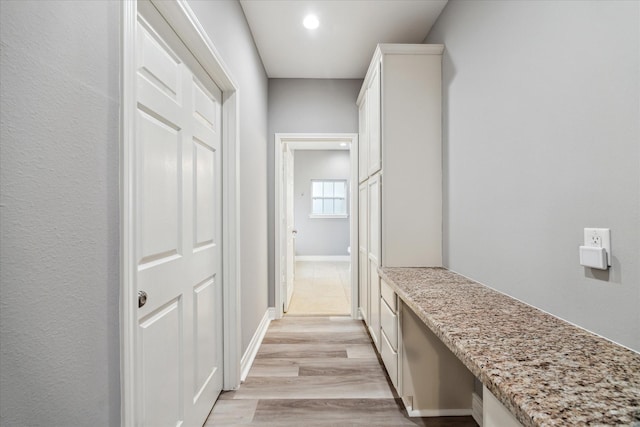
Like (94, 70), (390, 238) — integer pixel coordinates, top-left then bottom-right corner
(583, 228), (611, 266)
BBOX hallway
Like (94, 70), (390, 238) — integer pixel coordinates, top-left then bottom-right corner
(205, 317), (477, 426)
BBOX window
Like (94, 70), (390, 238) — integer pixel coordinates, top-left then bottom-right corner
(310, 179), (348, 218)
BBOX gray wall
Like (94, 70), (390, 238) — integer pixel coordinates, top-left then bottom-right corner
(0, 1), (121, 425)
(0, 1), (269, 425)
(187, 0), (270, 355)
(293, 150), (351, 257)
(426, 0), (640, 350)
(268, 79), (362, 304)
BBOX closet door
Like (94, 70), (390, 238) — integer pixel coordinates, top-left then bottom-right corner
(367, 62), (381, 177)
(135, 6), (223, 426)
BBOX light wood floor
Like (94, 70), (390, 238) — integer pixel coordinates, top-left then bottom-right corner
(204, 317), (478, 426)
(286, 261), (351, 315)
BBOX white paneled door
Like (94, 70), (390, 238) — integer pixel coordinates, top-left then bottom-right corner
(135, 9), (222, 427)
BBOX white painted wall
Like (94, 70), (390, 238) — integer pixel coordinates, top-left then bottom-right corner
(267, 79), (362, 304)
(294, 150), (351, 257)
(0, 1), (121, 425)
(187, 0), (270, 355)
(0, 1), (269, 424)
(426, 0), (640, 350)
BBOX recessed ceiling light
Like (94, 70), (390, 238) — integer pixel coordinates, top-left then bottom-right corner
(303, 14), (319, 30)
(340, 142), (347, 147)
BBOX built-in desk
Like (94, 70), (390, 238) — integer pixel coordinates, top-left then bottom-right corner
(379, 267), (640, 427)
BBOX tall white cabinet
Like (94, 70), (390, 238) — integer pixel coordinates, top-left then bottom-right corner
(358, 43), (448, 409)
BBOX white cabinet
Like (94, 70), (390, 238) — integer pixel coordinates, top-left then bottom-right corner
(380, 280), (398, 351)
(357, 43), (445, 413)
(368, 262), (380, 350)
(380, 47), (443, 267)
(380, 279), (399, 390)
(367, 173), (381, 266)
(358, 182), (369, 324)
(380, 330), (398, 390)
(358, 93), (369, 184)
(367, 173), (381, 350)
(367, 63), (381, 177)
(357, 43), (443, 270)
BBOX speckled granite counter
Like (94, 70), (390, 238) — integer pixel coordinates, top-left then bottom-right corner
(378, 267), (640, 427)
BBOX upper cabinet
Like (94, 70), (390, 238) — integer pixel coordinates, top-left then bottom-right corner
(357, 44), (444, 267)
(367, 64), (381, 177)
(358, 93), (369, 183)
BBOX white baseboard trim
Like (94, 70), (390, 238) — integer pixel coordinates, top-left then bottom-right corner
(240, 308), (274, 382)
(295, 255), (350, 262)
(406, 408), (472, 418)
(402, 397), (472, 417)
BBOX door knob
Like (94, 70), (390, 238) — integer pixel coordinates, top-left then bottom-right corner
(138, 290), (148, 308)
(292, 229), (298, 235)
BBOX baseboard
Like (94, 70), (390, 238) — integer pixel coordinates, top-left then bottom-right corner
(406, 407), (473, 417)
(401, 396), (472, 417)
(472, 391), (484, 427)
(240, 308), (274, 382)
(295, 255), (350, 262)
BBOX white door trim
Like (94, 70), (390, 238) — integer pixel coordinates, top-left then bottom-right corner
(120, 1), (241, 425)
(274, 133), (359, 320)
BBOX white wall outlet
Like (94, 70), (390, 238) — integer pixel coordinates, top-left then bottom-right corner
(583, 228), (611, 267)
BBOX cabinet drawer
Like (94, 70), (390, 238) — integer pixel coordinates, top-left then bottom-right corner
(380, 298), (398, 351)
(381, 330), (398, 390)
(380, 279), (397, 311)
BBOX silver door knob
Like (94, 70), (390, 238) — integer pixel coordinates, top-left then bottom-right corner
(292, 229), (298, 235)
(138, 290), (148, 308)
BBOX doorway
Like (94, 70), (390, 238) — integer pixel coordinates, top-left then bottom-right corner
(120, 1), (241, 426)
(274, 134), (359, 319)
(288, 260), (351, 315)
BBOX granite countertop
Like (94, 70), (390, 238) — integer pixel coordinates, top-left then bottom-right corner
(378, 267), (640, 427)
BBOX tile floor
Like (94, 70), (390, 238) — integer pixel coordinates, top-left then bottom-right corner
(204, 316), (478, 426)
(285, 261), (351, 316)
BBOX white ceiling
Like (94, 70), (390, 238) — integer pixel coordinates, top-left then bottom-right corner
(239, 0), (448, 79)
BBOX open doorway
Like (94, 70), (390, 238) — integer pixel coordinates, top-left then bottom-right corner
(274, 134), (358, 319)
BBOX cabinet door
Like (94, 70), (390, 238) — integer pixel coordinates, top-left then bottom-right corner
(358, 182), (369, 324)
(367, 173), (381, 351)
(380, 327), (398, 389)
(380, 297), (398, 352)
(368, 262), (381, 351)
(367, 62), (381, 176)
(368, 173), (381, 266)
(358, 94), (369, 184)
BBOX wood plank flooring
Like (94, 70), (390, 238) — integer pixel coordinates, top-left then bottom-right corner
(204, 316), (478, 426)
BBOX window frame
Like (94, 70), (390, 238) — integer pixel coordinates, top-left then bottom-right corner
(309, 179), (349, 219)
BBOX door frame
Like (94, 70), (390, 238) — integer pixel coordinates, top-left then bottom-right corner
(283, 145), (295, 313)
(274, 133), (359, 319)
(120, 1), (241, 425)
